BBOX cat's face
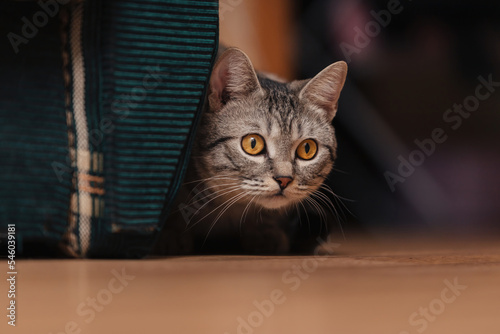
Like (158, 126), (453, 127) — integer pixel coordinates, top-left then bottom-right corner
(194, 48), (347, 210)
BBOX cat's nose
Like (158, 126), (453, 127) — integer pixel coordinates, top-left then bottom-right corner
(274, 176), (293, 190)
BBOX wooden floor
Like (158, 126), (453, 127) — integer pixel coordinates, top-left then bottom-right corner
(2, 235), (500, 334)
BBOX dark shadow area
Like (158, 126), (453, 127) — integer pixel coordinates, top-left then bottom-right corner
(295, 0), (500, 236)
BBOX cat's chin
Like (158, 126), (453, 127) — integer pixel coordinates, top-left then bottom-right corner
(256, 195), (294, 210)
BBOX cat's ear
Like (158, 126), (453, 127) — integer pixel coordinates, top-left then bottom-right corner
(299, 61), (348, 121)
(208, 48), (262, 111)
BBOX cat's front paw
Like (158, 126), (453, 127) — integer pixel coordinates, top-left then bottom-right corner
(241, 224), (290, 255)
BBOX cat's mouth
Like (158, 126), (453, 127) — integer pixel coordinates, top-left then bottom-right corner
(269, 187), (289, 200)
(258, 192), (291, 209)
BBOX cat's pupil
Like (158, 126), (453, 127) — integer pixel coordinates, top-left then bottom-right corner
(304, 143), (310, 153)
(250, 138), (256, 149)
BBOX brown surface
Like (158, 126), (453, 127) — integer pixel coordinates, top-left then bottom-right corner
(2, 236), (500, 334)
(220, 0), (294, 80)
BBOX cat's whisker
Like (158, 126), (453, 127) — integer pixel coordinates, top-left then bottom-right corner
(182, 175), (240, 204)
(331, 196), (349, 224)
(324, 192), (349, 225)
(294, 203), (301, 227)
(292, 186), (338, 234)
(182, 174), (238, 186)
(319, 184), (353, 202)
(330, 167), (351, 175)
(315, 187), (348, 240)
(185, 183), (241, 206)
(240, 194), (258, 232)
(203, 191), (249, 247)
(186, 187), (243, 229)
(311, 190), (337, 218)
(311, 191), (343, 237)
(319, 184), (356, 219)
(298, 200), (311, 232)
(257, 205), (264, 216)
(304, 196), (328, 234)
(184, 187), (242, 215)
(170, 184), (240, 215)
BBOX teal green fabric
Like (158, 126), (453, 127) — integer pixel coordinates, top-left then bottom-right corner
(0, 0), (218, 258)
(0, 2), (72, 253)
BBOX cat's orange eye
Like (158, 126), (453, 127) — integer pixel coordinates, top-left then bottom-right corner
(241, 134), (265, 155)
(296, 139), (317, 160)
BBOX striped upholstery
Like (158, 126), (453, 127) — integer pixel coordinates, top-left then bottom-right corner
(0, 1), (72, 253)
(0, 0), (218, 258)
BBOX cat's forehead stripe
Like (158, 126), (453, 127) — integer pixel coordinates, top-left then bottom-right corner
(297, 122), (303, 138)
(259, 79), (301, 137)
(247, 123), (262, 133)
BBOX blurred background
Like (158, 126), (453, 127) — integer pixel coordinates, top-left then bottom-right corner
(220, 0), (500, 238)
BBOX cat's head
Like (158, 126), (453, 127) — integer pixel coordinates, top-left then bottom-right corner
(194, 48), (347, 210)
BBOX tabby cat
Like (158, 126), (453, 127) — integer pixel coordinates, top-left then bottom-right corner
(154, 47), (347, 255)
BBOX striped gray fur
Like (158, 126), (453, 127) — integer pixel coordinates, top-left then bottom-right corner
(193, 48), (347, 210)
(157, 48), (347, 255)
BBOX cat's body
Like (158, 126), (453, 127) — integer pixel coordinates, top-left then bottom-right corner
(154, 47), (347, 255)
